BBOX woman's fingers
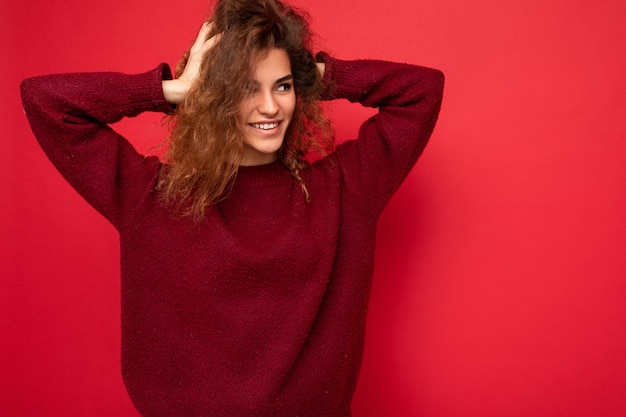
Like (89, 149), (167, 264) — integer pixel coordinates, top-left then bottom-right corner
(165, 22), (223, 103)
(190, 22), (214, 55)
(178, 23), (221, 86)
(190, 22), (222, 59)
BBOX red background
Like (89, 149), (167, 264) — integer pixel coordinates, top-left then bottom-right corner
(2, 0), (626, 416)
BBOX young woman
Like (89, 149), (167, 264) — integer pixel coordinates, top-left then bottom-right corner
(20, 0), (444, 415)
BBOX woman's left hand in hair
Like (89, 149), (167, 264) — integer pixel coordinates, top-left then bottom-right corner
(162, 22), (221, 105)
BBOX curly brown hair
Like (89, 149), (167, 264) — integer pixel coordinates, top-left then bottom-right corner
(158, 0), (333, 221)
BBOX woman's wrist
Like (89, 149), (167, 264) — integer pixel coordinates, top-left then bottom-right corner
(162, 79), (190, 105)
(316, 62), (325, 77)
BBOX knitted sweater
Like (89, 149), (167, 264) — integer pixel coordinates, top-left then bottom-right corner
(21, 54), (444, 417)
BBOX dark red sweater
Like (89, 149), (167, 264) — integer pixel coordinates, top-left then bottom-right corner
(21, 54), (444, 417)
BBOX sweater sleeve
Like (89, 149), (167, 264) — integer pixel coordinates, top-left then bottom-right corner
(317, 53), (444, 216)
(20, 64), (175, 229)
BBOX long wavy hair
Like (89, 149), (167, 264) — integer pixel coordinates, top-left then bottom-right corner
(158, 0), (333, 221)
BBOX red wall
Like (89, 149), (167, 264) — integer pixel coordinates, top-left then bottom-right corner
(2, 0), (626, 416)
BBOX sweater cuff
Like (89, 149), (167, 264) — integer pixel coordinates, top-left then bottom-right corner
(315, 52), (337, 101)
(150, 63), (176, 115)
(315, 52), (361, 103)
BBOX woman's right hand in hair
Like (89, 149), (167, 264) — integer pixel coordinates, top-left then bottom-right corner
(162, 22), (220, 105)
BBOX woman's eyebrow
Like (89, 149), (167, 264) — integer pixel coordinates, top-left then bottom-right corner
(251, 74), (293, 86)
(275, 74), (294, 84)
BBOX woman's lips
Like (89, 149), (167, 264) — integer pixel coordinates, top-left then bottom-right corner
(248, 121), (282, 136)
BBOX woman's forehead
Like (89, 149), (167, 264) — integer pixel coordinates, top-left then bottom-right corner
(251, 49), (292, 82)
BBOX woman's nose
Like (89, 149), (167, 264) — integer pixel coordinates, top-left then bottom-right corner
(256, 91), (278, 116)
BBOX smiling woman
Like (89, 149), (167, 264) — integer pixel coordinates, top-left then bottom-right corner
(19, 0), (444, 415)
(238, 49), (297, 166)
(160, 0), (333, 220)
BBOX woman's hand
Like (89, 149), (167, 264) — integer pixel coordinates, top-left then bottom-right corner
(162, 22), (220, 105)
(316, 62), (325, 78)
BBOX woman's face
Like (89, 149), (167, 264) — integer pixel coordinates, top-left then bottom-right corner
(238, 48), (296, 166)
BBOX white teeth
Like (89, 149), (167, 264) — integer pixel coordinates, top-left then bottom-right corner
(251, 122), (279, 130)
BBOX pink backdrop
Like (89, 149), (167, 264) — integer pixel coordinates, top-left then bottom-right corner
(2, 0), (626, 416)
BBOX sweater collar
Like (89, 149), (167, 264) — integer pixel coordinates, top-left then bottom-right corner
(234, 160), (291, 188)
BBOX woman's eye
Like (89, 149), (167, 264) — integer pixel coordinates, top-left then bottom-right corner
(277, 83), (293, 92)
